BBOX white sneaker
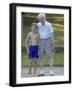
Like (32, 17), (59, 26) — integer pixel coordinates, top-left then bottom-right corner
(37, 70), (44, 76)
(33, 73), (37, 77)
(49, 70), (54, 76)
(28, 73), (32, 77)
(40, 70), (44, 75)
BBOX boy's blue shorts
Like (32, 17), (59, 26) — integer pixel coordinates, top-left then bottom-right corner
(28, 45), (38, 59)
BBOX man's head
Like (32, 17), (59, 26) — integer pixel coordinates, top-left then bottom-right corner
(38, 13), (46, 25)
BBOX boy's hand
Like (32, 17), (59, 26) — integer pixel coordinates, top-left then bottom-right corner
(26, 48), (29, 54)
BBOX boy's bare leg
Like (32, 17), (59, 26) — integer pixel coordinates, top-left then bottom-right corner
(28, 59), (33, 74)
(33, 58), (37, 74)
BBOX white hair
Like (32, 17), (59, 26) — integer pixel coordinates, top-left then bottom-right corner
(38, 13), (46, 19)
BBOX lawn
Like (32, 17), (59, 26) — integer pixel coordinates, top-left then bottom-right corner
(22, 51), (64, 67)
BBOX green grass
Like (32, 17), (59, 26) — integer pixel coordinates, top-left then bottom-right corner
(22, 52), (64, 67)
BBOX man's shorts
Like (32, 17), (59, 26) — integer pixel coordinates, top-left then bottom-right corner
(28, 45), (38, 59)
(39, 38), (53, 57)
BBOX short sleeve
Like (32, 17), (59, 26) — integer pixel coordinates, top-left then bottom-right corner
(48, 22), (54, 33)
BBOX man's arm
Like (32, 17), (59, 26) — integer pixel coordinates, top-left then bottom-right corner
(37, 33), (40, 45)
(49, 23), (54, 51)
(49, 23), (54, 33)
(37, 33), (40, 56)
(50, 33), (54, 52)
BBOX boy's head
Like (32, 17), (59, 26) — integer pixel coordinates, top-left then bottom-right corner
(31, 22), (37, 33)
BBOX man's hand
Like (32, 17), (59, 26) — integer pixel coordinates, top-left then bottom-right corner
(38, 50), (40, 56)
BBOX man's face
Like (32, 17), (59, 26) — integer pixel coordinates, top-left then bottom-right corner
(39, 17), (45, 25)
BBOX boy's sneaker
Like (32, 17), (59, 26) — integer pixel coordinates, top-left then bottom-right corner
(33, 73), (37, 77)
(49, 70), (54, 76)
(28, 73), (32, 77)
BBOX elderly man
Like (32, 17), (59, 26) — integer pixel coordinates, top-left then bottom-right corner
(37, 13), (54, 76)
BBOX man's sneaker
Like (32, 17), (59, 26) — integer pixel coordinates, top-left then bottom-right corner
(40, 70), (44, 74)
(37, 70), (44, 76)
(49, 70), (54, 76)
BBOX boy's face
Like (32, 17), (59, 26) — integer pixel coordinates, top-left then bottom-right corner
(31, 26), (37, 33)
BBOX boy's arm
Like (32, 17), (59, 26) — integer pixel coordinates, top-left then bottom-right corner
(25, 33), (30, 53)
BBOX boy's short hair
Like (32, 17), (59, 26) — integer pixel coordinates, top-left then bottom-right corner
(32, 22), (37, 26)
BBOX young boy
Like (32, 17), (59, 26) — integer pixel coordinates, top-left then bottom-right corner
(25, 23), (39, 76)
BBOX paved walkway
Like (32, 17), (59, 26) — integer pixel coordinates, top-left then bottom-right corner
(21, 66), (64, 77)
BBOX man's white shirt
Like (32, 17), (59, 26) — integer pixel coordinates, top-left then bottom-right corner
(37, 21), (54, 39)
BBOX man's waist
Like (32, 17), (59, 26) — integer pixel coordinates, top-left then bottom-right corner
(39, 34), (52, 39)
(40, 37), (51, 40)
